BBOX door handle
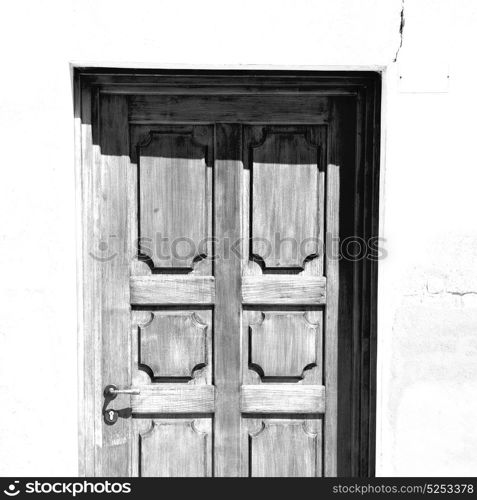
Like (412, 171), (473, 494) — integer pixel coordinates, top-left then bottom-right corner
(103, 384), (138, 425)
(104, 384), (141, 397)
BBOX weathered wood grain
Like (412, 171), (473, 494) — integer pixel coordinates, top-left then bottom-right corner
(129, 95), (328, 123)
(132, 385), (215, 413)
(242, 276), (326, 304)
(250, 312), (318, 379)
(81, 71), (372, 92)
(139, 419), (212, 477)
(129, 125), (214, 276)
(324, 163), (340, 476)
(139, 312), (208, 379)
(130, 275), (215, 305)
(214, 124), (242, 476)
(241, 385), (325, 413)
(251, 131), (319, 268)
(249, 420), (321, 477)
(137, 129), (209, 269)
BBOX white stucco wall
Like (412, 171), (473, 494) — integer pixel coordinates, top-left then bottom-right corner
(0, 0), (476, 476)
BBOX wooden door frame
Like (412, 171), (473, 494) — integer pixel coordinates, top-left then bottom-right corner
(74, 68), (381, 477)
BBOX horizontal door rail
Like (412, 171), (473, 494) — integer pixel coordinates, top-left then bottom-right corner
(130, 275), (215, 305)
(131, 385), (215, 414)
(240, 384), (325, 414)
(242, 276), (326, 305)
(129, 94), (329, 123)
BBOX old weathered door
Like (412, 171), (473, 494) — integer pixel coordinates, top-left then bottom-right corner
(77, 72), (380, 477)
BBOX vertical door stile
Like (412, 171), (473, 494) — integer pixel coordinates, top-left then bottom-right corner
(80, 83), (99, 477)
(324, 162), (340, 476)
(214, 124), (243, 477)
(99, 95), (132, 476)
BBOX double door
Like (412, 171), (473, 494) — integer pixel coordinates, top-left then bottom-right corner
(78, 80), (374, 476)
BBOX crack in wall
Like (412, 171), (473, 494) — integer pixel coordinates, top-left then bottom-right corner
(404, 290), (477, 299)
(393, 0), (405, 62)
(445, 291), (477, 297)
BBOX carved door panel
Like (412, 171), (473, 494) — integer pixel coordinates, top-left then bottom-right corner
(90, 93), (340, 477)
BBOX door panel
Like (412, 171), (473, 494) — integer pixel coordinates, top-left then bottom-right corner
(250, 129), (320, 269)
(138, 312), (209, 380)
(244, 125), (327, 275)
(248, 419), (321, 477)
(136, 130), (208, 270)
(130, 125), (213, 274)
(98, 95), (132, 476)
(249, 312), (320, 379)
(137, 418), (213, 477)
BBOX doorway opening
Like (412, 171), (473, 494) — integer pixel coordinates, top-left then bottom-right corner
(75, 69), (381, 477)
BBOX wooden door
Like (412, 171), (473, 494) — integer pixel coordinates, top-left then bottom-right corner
(77, 72), (380, 477)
